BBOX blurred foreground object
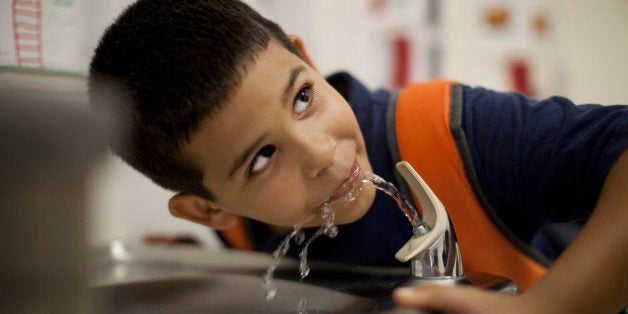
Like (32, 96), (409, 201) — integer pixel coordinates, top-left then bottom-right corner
(0, 80), (105, 312)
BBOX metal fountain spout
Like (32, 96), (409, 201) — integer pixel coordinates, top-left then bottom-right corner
(393, 162), (516, 293)
(394, 161), (463, 279)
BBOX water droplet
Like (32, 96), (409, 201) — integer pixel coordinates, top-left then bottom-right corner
(299, 261), (310, 278)
(264, 287), (277, 302)
(325, 225), (338, 238)
(295, 229), (305, 245)
(297, 297), (308, 314)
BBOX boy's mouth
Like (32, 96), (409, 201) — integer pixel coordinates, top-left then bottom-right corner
(327, 161), (361, 204)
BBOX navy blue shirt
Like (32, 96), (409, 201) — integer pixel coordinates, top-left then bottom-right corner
(244, 72), (628, 264)
(460, 86), (628, 258)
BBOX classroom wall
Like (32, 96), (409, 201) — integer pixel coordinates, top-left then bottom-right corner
(440, 0), (628, 104)
(3, 0), (625, 248)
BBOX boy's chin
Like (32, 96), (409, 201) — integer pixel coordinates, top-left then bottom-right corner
(335, 185), (377, 225)
(270, 185), (376, 230)
(298, 209), (367, 228)
(321, 198), (374, 226)
(334, 208), (370, 225)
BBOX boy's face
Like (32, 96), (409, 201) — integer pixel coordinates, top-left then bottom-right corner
(181, 40), (376, 228)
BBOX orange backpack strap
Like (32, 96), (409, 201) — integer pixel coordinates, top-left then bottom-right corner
(387, 80), (549, 290)
(217, 216), (255, 251)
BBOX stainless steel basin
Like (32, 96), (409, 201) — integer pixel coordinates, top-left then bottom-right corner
(92, 273), (376, 313)
(89, 241), (409, 313)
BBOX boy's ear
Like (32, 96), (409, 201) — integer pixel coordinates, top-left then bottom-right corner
(289, 35), (317, 71)
(168, 193), (238, 230)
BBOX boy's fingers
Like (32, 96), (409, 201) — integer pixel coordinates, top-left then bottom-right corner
(392, 285), (493, 313)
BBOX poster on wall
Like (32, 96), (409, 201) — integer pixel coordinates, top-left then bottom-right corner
(0, 0), (88, 73)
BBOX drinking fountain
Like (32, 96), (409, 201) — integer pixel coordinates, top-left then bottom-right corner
(393, 161), (517, 293)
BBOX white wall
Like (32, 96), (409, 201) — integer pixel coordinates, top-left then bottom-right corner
(554, 0), (628, 104)
(253, 0), (628, 103)
(440, 0), (628, 104)
(87, 155), (223, 248)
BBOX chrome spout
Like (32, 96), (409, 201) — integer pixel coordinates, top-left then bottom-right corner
(394, 161), (463, 278)
(394, 162), (516, 293)
(409, 220), (463, 278)
(362, 163), (464, 278)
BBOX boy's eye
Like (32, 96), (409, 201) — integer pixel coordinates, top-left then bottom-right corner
(293, 85), (312, 116)
(249, 145), (275, 175)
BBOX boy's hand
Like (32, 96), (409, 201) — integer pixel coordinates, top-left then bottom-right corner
(392, 285), (540, 314)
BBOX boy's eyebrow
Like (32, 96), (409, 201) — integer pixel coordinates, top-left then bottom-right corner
(283, 65), (306, 103)
(228, 65), (306, 180)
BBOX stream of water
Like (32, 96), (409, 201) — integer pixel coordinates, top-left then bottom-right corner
(262, 170), (426, 304)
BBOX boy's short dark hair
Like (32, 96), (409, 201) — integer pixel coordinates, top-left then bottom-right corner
(89, 0), (299, 200)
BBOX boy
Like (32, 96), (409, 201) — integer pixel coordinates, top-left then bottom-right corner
(89, 0), (628, 312)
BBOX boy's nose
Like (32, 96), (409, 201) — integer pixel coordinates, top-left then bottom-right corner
(296, 131), (336, 179)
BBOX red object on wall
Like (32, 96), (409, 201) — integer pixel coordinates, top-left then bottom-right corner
(370, 0), (386, 13)
(509, 59), (532, 97)
(12, 0), (44, 68)
(392, 36), (411, 89)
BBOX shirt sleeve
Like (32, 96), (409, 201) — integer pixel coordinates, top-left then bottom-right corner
(461, 86), (628, 243)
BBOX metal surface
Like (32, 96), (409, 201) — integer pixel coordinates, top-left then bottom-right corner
(409, 223), (463, 278)
(90, 241), (410, 313)
(0, 90), (104, 313)
(401, 271), (518, 295)
(92, 274), (376, 313)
